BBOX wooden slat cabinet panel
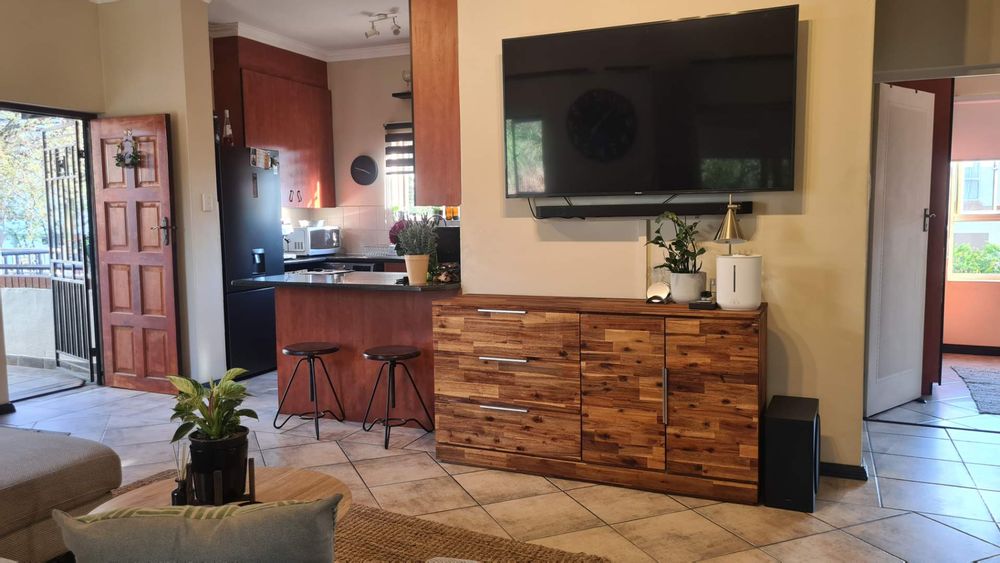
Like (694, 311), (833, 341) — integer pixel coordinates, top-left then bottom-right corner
(242, 69), (335, 208)
(432, 305), (580, 362)
(436, 400), (581, 460)
(665, 318), (761, 483)
(581, 314), (666, 470)
(436, 352), (580, 413)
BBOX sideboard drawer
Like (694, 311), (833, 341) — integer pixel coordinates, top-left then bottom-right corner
(435, 352), (580, 413)
(433, 306), (580, 362)
(435, 400), (582, 460)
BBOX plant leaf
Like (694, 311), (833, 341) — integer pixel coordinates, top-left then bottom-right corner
(171, 421), (195, 442)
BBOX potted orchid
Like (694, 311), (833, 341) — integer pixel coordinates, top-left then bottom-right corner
(390, 217), (438, 286)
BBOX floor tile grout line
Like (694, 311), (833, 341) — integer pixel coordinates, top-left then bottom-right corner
(921, 512), (1000, 549)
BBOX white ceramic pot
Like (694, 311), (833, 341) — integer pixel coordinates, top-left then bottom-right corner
(669, 272), (706, 304)
(404, 254), (430, 286)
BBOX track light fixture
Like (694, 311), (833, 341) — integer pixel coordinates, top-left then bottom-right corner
(391, 16), (401, 36)
(363, 8), (403, 39)
(364, 20), (379, 39)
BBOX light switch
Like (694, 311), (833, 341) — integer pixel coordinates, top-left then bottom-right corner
(201, 193), (215, 212)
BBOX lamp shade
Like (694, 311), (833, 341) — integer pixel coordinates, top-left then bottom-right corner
(714, 195), (745, 244)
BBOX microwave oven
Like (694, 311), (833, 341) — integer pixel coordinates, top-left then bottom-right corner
(284, 226), (341, 257)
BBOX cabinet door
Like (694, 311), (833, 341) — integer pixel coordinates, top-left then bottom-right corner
(581, 314), (665, 470)
(665, 318), (761, 483)
(242, 69), (335, 208)
(411, 0), (461, 206)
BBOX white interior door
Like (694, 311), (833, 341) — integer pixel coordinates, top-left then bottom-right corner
(866, 83), (935, 416)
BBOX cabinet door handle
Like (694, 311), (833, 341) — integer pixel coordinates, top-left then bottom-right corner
(662, 367), (669, 425)
(288, 190), (294, 203)
(479, 404), (529, 413)
(476, 308), (527, 315)
(296, 190), (302, 202)
(478, 356), (528, 364)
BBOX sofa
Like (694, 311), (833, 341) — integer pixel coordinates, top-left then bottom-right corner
(0, 427), (121, 562)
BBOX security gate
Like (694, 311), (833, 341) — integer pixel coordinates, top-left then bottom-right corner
(42, 121), (98, 382)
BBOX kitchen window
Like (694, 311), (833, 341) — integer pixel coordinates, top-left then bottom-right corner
(384, 122), (415, 213)
(947, 160), (1000, 280)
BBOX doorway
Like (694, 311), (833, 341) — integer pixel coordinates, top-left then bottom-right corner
(0, 104), (101, 401)
(867, 75), (1000, 434)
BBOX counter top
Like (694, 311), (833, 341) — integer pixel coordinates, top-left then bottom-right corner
(233, 271), (460, 292)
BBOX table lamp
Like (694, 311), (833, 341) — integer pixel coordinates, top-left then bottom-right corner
(714, 195), (762, 311)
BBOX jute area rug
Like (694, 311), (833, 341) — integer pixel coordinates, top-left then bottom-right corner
(114, 471), (607, 563)
(953, 366), (1000, 415)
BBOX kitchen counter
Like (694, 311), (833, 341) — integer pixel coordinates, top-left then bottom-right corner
(234, 271), (459, 292)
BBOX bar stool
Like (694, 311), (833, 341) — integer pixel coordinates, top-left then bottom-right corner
(274, 341), (346, 440)
(361, 345), (434, 449)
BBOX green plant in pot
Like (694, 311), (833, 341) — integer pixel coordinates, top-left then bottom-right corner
(647, 212), (707, 304)
(169, 369), (257, 505)
(390, 217), (439, 286)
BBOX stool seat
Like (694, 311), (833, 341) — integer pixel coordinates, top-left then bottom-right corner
(283, 342), (340, 356)
(363, 345), (420, 362)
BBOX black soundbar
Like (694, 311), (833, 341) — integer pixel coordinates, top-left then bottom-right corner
(533, 201), (753, 219)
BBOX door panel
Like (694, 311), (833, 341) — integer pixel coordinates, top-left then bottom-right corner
(866, 84), (935, 415)
(665, 318), (761, 483)
(581, 314), (665, 470)
(90, 114), (179, 393)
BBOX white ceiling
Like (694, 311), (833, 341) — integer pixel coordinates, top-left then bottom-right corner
(207, 0), (409, 61)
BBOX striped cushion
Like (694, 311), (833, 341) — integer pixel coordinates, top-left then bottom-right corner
(53, 495), (342, 563)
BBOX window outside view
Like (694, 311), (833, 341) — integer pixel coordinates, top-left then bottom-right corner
(949, 160), (1000, 279)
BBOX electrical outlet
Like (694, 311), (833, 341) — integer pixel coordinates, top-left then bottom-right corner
(201, 193), (215, 212)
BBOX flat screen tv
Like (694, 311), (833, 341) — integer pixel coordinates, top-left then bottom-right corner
(502, 6), (798, 198)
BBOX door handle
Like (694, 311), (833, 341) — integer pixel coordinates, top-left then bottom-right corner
(296, 190), (302, 203)
(479, 404), (528, 413)
(478, 356), (528, 364)
(476, 308), (527, 315)
(150, 217), (174, 246)
(923, 208), (936, 232)
(662, 367), (669, 425)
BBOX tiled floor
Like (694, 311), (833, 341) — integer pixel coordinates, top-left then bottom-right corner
(3, 373), (1000, 562)
(872, 354), (1000, 433)
(6, 364), (86, 401)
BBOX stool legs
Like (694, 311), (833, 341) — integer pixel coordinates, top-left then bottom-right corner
(273, 353), (345, 440)
(362, 359), (434, 449)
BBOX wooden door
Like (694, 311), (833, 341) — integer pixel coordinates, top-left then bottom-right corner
(665, 318), (761, 483)
(90, 115), (179, 393)
(411, 0), (461, 206)
(866, 84), (935, 415)
(581, 314), (665, 470)
(242, 69), (335, 208)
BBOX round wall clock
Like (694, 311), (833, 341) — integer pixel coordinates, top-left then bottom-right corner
(566, 89), (637, 162)
(351, 155), (379, 185)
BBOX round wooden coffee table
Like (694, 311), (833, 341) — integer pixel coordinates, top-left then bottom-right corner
(93, 467), (352, 521)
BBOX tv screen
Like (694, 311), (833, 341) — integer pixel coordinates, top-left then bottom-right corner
(502, 6), (798, 198)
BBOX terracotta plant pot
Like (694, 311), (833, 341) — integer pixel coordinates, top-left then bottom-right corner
(189, 426), (248, 505)
(404, 254), (430, 286)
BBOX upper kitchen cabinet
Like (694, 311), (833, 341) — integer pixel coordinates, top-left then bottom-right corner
(411, 0), (461, 206)
(212, 36), (336, 208)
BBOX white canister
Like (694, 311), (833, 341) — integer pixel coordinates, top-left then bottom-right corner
(716, 255), (762, 311)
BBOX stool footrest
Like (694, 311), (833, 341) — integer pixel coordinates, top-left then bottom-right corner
(364, 417), (434, 432)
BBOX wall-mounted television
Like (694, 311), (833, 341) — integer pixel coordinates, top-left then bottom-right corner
(502, 5), (798, 198)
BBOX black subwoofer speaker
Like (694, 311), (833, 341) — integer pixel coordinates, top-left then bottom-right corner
(764, 395), (820, 512)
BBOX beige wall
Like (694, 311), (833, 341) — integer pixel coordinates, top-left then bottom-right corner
(0, 0), (105, 112)
(458, 0), (876, 465)
(98, 0), (226, 382)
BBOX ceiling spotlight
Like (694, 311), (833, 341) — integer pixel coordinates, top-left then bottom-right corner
(364, 20), (380, 39)
(391, 16), (402, 36)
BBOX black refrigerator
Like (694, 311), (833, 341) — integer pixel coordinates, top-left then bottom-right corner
(216, 146), (283, 376)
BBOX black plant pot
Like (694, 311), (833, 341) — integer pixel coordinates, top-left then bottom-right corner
(189, 426), (248, 505)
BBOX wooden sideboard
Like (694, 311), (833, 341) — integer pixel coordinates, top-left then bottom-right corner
(432, 294), (767, 504)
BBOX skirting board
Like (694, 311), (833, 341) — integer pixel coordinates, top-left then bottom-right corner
(942, 344), (1000, 357)
(0, 403), (15, 415)
(819, 462), (868, 481)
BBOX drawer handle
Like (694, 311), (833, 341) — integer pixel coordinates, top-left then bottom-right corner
(479, 405), (529, 413)
(478, 356), (528, 364)
(476, 308), (527, 315)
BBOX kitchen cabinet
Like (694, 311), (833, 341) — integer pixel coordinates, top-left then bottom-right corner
(212, 36), (336, 208)
(411, 0), (461, 206)
(433, 295), (767, 504)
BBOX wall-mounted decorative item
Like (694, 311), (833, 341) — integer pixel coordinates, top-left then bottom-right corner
(114, 129), (141, 168)
(351, 155), (379, 186)
(714, 194), (762, 311)
(647, 212), (706, 304)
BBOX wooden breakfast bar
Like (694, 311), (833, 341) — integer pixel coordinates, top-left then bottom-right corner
(233, 272), (460, 424)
